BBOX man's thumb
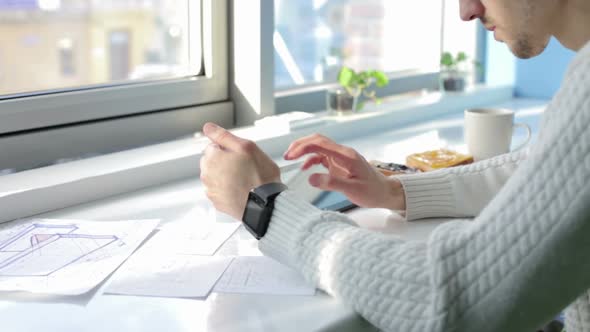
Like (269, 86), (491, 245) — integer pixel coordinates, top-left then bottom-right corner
(202, 122), (242, 150)
(203, 122), (221, 137)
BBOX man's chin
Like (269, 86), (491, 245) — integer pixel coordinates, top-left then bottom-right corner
(507, 39), (548, 59)
(510, 47), (536, 59)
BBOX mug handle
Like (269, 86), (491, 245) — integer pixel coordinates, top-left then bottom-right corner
(512, 123), (532, 151)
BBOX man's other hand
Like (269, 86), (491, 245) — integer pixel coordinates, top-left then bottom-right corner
(284, 134), (406, 211)
(200, 123), (281, 220)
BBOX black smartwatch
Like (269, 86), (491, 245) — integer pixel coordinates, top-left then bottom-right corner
(242, 182), (288, 240)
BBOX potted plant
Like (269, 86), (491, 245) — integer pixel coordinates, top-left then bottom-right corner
(326, 67), (389, 114)
(439, 51), (480, 92)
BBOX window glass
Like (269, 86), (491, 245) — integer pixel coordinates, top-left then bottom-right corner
(442, 0), (478, 68)
(0, 0), (201, 97)
(274, 0), (444, 90)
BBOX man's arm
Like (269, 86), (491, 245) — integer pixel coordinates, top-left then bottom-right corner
(395, 148), (528, 220)
(200, 40), (590, 332)
(281, 131), (528, 221)
(260, 137), (589, 332)
(258, 45), (590, 331)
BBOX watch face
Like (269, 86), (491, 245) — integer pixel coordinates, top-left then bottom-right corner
(243, 193), (265, 235)
(242, 183), (287, 240)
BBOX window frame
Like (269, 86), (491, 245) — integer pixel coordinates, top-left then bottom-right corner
(0, 84), (515, 224)
(272, 0), (483, 114)
(0, 0), (506, 224)
(275, 70), (440, 114)
(0, 0), (228, 136)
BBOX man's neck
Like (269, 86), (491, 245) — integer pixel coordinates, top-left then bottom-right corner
(554, 0), (590, 51)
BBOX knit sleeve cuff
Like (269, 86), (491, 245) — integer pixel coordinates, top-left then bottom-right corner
(394, 170), (457, 221)
(258, 190), (325, 268)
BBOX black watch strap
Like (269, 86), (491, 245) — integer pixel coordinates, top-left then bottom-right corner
(242, 182), (287, 239)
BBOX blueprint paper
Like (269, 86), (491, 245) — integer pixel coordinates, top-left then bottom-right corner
(106, 255), (233, 298)
(141, 222), (241, 256)
(213, 256), (316, 296)
(0, 219), (159, 295)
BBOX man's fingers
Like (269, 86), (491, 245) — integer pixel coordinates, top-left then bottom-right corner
(202, 122), (247, 151)
(284, 134), (353, 160)
(308, 173), (358, 193)
(302, 154), (328, 170)
(284, 134), (321, 158)
(203, 143), (222, 155)
(284, 135), (358, 167)
(287, 143), (358, 171)
(284, 134), (330, 158)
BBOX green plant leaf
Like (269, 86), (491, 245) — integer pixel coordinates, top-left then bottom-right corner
(441, 52), (454, 67)
(357, 76), (367, 87)
(372, 71), (389, 87)
(358, 71), (370, 82)
(456, 51), (467, 63)
(338, 67), (354, 87)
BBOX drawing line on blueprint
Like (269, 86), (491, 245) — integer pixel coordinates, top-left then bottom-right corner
(0, 223), (119, 277)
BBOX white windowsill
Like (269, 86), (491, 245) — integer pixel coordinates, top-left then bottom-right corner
(0, 84), (514, 224)
(274, 68), (437, 97)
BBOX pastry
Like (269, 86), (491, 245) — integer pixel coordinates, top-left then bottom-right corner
(406, 149), (473, 171)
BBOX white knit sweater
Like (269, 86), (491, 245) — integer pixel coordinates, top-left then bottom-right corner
(259, 41), (590, 332)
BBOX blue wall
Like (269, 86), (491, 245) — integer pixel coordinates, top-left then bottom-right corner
(514, 37), (575, 99)
(484, 30), (516, 87)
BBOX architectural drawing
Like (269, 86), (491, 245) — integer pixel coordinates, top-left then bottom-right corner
(0, 219), (158, 295)
(0, 223), (118, 277)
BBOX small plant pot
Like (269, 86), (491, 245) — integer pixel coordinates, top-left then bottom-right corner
(440, 70), (468, 92)
(326, 88), (358, 115)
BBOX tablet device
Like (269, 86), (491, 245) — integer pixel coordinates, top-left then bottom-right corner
(311, 190), (357, 212)
(283, 163), (357, 212)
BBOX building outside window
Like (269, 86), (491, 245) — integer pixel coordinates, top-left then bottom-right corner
(0, 0), (228, 175)
(0, 0), (198, 98)
(58, 38), (75, 77)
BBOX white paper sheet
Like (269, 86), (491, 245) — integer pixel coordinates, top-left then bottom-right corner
(0, 218), (159, 295)
(141, 222), (240, 256)
(106, 255), (233, 298)
(214, 256), (316, 296)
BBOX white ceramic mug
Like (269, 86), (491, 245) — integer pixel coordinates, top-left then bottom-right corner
(464, 108), (531, 161)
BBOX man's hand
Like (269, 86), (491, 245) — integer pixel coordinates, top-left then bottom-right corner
(200, 123), (281, 220)
(284, 134), (406, 211)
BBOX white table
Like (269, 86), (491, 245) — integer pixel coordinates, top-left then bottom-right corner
(0, 99), (546, 332)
